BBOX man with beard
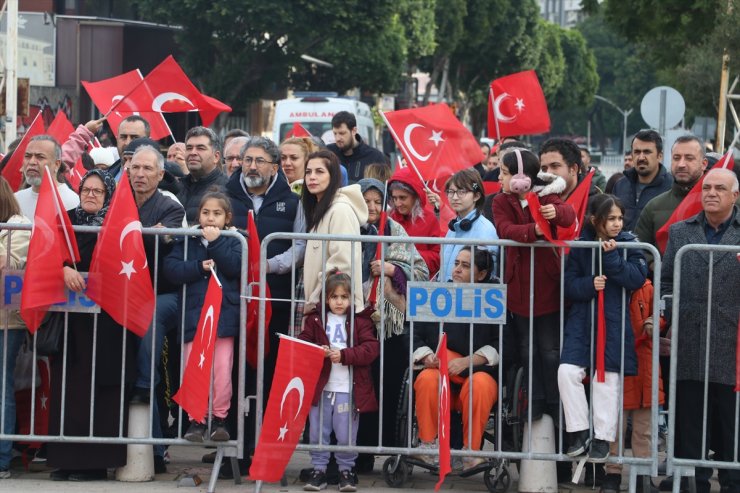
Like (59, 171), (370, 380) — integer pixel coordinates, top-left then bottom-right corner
(635, 135), (708, 268)
(224, 136), (305, 476)
(612, 129), (673, 232)
(327, 111), (386, 184)
(177, 126), (228, 224)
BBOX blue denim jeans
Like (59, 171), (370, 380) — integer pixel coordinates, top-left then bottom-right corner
(135, 292), (180, 458)
(0, 330), (25, 470)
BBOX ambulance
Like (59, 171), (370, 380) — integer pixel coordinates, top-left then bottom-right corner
(272, 94), (377, 147)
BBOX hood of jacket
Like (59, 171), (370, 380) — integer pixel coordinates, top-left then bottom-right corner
(333, 183), (369, 226)
(388, 166), (428, 208)
(532, 171), (567, 197)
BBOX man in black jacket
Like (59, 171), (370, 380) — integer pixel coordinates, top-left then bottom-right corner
(327, 111), (387, 184)
(178, 126), (228, 224)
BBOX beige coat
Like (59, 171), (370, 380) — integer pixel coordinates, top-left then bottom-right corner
(303, 184), (369, 312)
(1, 214), (31, 330)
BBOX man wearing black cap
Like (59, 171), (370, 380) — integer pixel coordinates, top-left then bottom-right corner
(178, 126), (228, 225)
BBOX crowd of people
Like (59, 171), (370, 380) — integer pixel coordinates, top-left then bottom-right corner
(0, 109), (737, 493)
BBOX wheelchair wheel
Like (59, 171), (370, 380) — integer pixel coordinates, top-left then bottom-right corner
(510, 366), (525, 455)
(484, 464), (511, 493)
(382, 456), (410, 488)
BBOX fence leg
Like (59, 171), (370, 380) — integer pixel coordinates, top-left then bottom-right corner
(518, 413), (557, 492)
(115, 402), (155, 482)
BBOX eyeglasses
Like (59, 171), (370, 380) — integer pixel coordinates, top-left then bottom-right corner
(224, 155), (242, 163)
(445, 189), (472, 198)
(80, 187), (106, 197)
(243, 157), (274, 167)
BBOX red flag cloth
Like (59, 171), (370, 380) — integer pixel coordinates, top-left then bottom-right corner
(82, 70), (172, 140)
(655, 151), (736, 253)
(108, 56), (231, 127)
(382, 104), (482, 181)
(558, 170), (594, 242)
(427, 176), (457, 236)
(65, 158), (87, 193)
(46, 111), (75, 145)
(1, 113), (45, 191)
(435, 333), (451, 490)
(367, 210), (388, 306)
(596, 290), (606, 383)
(482, 181), (502, 195)
(173, 274), (223, 422)
(20, 170), (76, 332)
(246, 210), (272, 369)
(488, 70), (551, 139)
(286, 122), (312, 138)
(249, 335), (325, 482)
(526, 192), (566, 247)
(86, 174), (154, 336)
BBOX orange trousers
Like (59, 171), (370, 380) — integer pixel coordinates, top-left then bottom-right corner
(414, 369), (498, 450)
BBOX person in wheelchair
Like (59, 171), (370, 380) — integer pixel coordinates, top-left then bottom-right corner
(410, 247), (507, 471)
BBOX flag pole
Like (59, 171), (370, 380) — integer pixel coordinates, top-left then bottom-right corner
(718, 128), (740, 168)
(489, 86), (502, 141)
(45, 166), (77, 270)
(379, 110), (434, 194)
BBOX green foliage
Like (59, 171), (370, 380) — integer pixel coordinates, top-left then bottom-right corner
(554, 29), (598, 109)
(399, 0), (437, 62)
(534, 20), (566, 100)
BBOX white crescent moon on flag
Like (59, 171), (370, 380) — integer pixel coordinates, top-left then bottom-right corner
(200, 305), (215, 350)
(119, 221), (143, 251)
(493, 93), (517, 123)
(152, 92), (196, 112)
(403, 123), (432, 162)
(111, 95), (140, 116)
(280, 377), (305, 421)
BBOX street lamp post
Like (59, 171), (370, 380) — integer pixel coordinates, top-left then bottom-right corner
(594, 95), (633, 156)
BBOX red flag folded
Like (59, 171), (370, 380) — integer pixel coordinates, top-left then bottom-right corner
(86, 174), (154, 336)
(382, 104), (482, 181)
(558, 170), (594, 242)
(46, 111), (75, 145)
(655, 151), (736, 253)
(249, 335), (325, 482)
(1, 112), (45, 191)
(430, 177), (457, 237)
(82, 70), (172, 140)
(488, 70), (551, 139)
(20, 168), (80, 332)
(526, 192), (566, 247)
(246, 210), (272, 369)
(108, 56), (231, 127)
(435, 333), (451, 490)
(368, 210), (388, 306)
(66, 158), (87, 193)
(173, 274), (223, 422)
(596, 290), (606, 383)
(286, 122), (312, 138)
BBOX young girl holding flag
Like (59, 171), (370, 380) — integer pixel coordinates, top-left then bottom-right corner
(557, 194), (647, 462)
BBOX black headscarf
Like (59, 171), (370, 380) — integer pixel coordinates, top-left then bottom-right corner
(73, 169), (116, 226)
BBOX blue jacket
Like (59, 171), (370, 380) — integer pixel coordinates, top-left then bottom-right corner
(164, 231), (244, 343)
(441, 209), (499, 281)
(560, 229), (647, 375)
(612, 166), (673, 233)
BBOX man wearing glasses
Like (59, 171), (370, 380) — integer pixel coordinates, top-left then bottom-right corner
(177, 126), (229, 225)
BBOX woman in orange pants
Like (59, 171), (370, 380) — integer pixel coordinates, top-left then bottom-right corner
(411, 247), (510, 471)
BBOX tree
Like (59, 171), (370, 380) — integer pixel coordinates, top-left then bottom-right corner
(534, 20), (566, 101)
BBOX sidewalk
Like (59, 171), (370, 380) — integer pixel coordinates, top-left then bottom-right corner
(0, 443), (663, 493)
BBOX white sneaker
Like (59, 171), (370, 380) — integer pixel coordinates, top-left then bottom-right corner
(0, 469), (10, 479)
(412, 440), (438, 466)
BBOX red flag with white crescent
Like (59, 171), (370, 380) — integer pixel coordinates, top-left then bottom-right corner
(1, 112), (45, 191)
(86, 174), (154, 336)
(249, 335), (325, 482)
(173, 274), (223, 422)
(435, 333), (451, 490)
(488, 70), (551, 139)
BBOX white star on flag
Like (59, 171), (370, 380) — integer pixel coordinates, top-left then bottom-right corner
(278, 423), (289, 441)
(198, 351), (206, 369)
(428, 129), (445, 147)
(515, 98), (525, 112)
(40, 393), (48, 409)
(119, 260), (136, 279)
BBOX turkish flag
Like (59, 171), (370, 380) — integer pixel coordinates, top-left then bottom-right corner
(286, 122), (312, 138)
(435, 333), (451, 490)
(488, 70), (551, 139)
(382, 104), (482, 181)
(655, 151), (736, 253)
(65, 158), (87, 193)
(482, 181), (502, 195)
(109, 56), (231, 127)
(1, 112), (45, 191)
(558, 170), (594, 242)
(82, 70), (172, 140)
(526, 192), (566, 247)
(46, 111), (75, 144)
(596, 290), (606, 383)
(249, 335), (325, 482)
(20, 168), (80, 332)
(246, 210), (272, 369)
(173, 274), (223, 423)
(86, 174), (155, 337)
(15, 357), (51, 446)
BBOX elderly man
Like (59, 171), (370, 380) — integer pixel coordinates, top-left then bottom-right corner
(167, 142), (187, 176)
(661, 168), (740, 493)
(223, 135), (248, 176)
(15, 135), (80, 218)
(177, 126), (228, 224)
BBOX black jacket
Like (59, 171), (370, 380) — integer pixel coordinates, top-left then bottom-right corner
(177, 168), (229, 225)
(612, 166), (673, 232)
(327, 135), (387, 184)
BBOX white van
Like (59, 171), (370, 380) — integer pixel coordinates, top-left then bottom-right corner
(273, 95), (377, 147)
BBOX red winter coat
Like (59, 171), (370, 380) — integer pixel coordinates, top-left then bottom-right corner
(388, 167), (441, 277)
(492, 175), (576, 317)
(297, 307), (380, 413)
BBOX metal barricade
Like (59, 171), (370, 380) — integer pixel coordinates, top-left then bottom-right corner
(253, 232), (664, 491)
(0, 224), (248, 493)
(666, 243), (740, 492)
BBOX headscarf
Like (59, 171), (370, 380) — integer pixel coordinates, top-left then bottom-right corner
(73, 169), (116, 226)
